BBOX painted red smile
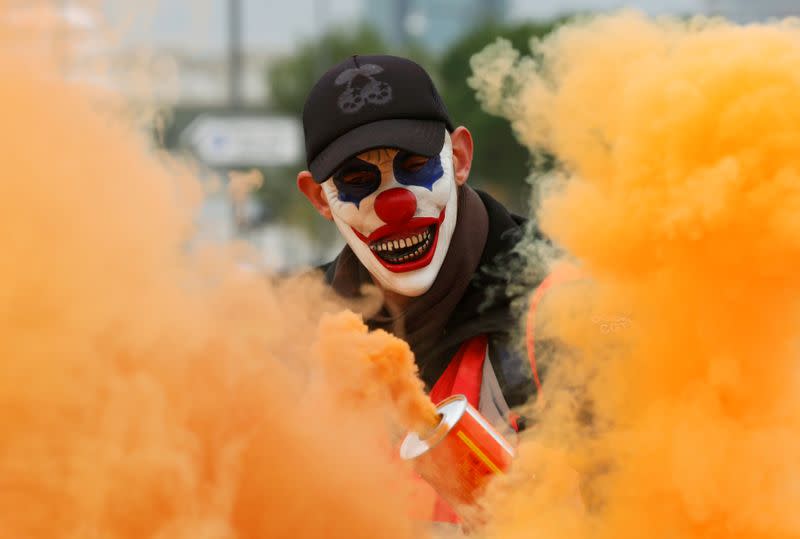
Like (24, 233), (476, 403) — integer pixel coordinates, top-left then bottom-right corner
(351, 209), (446, 273)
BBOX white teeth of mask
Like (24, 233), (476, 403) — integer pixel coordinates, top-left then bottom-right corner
(321, 131), (458, 297)
(370, 232), (429, 252)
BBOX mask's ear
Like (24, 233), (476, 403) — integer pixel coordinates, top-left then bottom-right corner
(450, 126), (474, 186)
(297, 171), (333, 221)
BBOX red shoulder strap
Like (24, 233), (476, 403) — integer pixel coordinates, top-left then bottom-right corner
(429, 335), (487, 408)
(428, 335), (488, 524)
(525, 265), (584, 394)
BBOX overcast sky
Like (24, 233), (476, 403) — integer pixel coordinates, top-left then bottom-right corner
(102, 0), (788, 55)
(511, 0), (705, 19)
(102, 0), (362, 54)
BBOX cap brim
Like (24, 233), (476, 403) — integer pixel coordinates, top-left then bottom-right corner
(309, 119), (447, 182)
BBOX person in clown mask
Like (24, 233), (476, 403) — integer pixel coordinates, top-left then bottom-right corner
(297, 55), (540, 449)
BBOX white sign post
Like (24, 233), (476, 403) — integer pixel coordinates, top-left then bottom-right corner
(181, 114), (302, 168)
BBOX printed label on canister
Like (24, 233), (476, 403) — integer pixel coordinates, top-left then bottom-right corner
(399, 394), (515, 513)
(453, 428), (500, 494)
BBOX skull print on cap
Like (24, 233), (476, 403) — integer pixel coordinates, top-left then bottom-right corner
(335, 64), (393, 114)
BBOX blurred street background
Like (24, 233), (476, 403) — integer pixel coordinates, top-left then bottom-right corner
(25, 0), (800, 270)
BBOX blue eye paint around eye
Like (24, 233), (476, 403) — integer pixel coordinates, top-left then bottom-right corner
(393, 152), (444, 191)
(332, 159), (381, 208)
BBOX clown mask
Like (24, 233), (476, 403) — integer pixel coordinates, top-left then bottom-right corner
(321, 131), (458, 297)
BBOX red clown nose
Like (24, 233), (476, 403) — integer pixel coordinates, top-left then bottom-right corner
(374, 188), (417, 225)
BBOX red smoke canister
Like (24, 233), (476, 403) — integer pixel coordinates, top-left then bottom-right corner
(400, 394), (515, 513)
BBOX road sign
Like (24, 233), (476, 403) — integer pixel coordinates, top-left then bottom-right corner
(180, 114), (302, 168)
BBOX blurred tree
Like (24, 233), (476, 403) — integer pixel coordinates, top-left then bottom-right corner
(267, 25), (436, 116)
(438, 19), (564, 211)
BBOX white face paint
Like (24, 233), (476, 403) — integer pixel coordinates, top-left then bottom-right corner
(322, 131), (458, 297)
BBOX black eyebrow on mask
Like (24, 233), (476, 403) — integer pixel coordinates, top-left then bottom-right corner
(335, 156), (372, 173)
(333, 157), (380, 179)
(393, 150), (427, 165)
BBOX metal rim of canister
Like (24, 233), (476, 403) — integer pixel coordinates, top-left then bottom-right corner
(399, 394), (469, 460)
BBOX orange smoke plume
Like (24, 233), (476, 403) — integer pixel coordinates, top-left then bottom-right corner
(315, 311), (439, 433)
(0, 6), (429, 538)
(471, 11), (800, 539)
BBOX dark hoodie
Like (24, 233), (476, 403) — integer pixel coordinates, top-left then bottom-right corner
(322, 187), (539, 409)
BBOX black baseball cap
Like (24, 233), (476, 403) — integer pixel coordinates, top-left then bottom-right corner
(302, 54), (454, 183)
